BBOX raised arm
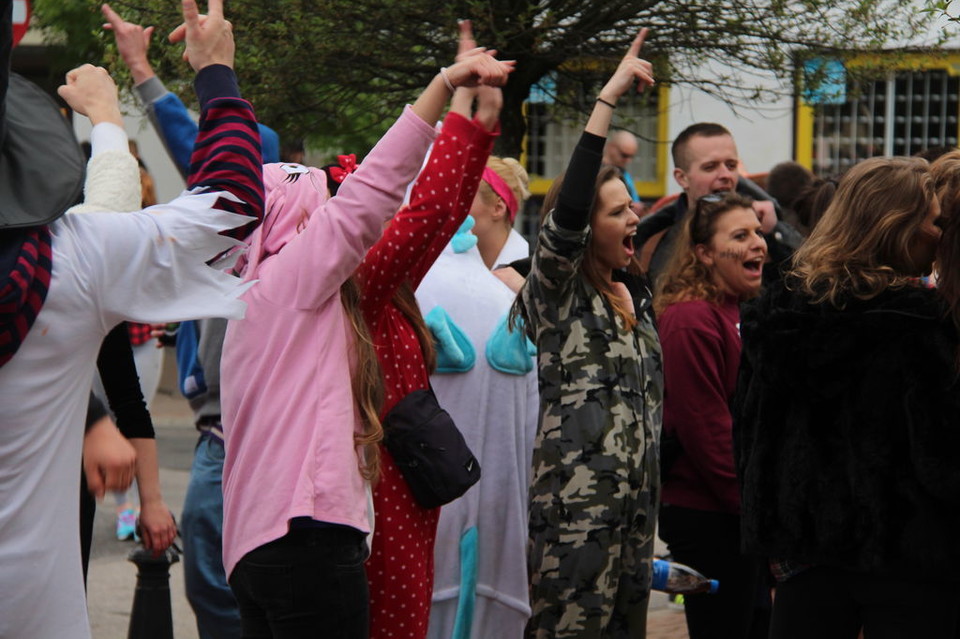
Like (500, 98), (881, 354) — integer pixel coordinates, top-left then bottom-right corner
(554, 28), (653, 233)
(248, 28), (511, 310)
(172, 0), (263, 240)
(356, 40), (504, 314)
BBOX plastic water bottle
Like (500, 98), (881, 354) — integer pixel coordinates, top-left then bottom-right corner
(651, 559), (719, 594)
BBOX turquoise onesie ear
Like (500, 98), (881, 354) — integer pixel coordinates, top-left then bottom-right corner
(485, 313), (536, 375)
(425, 306), (476, 373)
(451, 215), (478, 254)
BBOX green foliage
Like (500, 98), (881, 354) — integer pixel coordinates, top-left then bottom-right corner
(33, 0), (943, 158)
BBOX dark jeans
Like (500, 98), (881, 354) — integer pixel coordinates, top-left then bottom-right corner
(770, 565), (960, 639)
(658, 505), (766, 639)
(229, 525), (369, 639)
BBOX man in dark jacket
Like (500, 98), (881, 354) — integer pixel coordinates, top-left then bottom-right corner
(636, 123), (803, 286)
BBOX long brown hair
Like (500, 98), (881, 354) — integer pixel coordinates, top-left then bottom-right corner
(512, 167), (643, 332)
(339, 278), (385, 483)
(788, 156), (935, 306)
(654, 192), (755, 315)
(932, 151), (960, 334)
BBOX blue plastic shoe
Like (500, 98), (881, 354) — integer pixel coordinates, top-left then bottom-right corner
(116, 508), (136, 541)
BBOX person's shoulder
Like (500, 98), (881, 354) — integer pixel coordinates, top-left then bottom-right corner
(659, 298), (723, 332)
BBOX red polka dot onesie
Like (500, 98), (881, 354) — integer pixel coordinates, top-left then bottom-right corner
(357, 110), (496, 639)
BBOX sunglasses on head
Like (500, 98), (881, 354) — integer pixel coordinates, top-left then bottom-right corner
(690, 193), (725, 241)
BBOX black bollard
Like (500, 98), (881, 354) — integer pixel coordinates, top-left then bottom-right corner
(127, 545), (180, 639)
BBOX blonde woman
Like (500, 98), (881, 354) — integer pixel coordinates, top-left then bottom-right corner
(470, 156), (531, 268)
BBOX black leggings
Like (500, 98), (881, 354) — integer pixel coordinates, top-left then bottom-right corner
(658, 505), (767, 639)
(770, 565), (960, 639)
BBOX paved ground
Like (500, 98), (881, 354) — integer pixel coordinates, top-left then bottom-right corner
(85, 357), (691, 638)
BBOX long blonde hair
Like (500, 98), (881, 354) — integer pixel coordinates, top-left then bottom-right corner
(788, 156), (935, 305)
(654, 192), (755, 315)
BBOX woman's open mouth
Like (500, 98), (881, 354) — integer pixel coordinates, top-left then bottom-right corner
(743, 256), (763, 276)
(623, 231), (636, 256)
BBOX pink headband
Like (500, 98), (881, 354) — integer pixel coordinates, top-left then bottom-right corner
(482, 167), (519, 222)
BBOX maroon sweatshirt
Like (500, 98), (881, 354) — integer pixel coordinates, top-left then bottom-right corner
(659, 296), (742, 513)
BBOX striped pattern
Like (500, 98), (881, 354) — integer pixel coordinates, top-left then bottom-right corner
(0, 227), (52, 367)
(187, 99), (265, 240)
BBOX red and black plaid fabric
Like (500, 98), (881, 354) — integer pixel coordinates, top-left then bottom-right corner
(0, 226), (52, 367)
(127, 322), (154, 346)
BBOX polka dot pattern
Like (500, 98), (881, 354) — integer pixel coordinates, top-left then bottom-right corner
(355, 112), (498, 639)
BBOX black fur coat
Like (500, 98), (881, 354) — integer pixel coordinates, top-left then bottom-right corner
(734, 280), (960, 578)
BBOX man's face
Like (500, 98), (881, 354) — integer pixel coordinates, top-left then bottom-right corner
(606, 136), (638, 170)
(674, 134), (739, 202)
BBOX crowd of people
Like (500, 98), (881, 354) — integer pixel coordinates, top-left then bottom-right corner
(4, 1), (960, 638)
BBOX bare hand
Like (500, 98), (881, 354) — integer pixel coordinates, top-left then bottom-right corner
(101, 3), (155, 84)
(454, 21), (503, 130)
(445, 48), (514, 89)
(598, 29), (655, 105)
(138, 499), (177, 553)
(83, 417), (137, 499)
(169, 0), (234, 71)
(753, 200), (778, 234)
(493, 266), (526, 294)
(57, 64), (122, 127)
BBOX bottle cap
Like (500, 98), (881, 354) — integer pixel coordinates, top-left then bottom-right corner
(708, 579), (720, 594)
(651, 559), (669, 591)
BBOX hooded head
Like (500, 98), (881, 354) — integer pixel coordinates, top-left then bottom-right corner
(236, 162), (329, 278)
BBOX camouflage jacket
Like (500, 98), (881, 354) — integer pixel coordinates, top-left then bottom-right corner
(523, 212), (663, 502)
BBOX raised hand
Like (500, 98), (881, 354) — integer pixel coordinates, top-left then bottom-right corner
(169, 0), (234, 71)
(101, 3), (155, 84)
(444, 48), (514, 89)
(450, 20), (502, 130)
(598, 28), (655, 105)
(57, 64), (123, 127)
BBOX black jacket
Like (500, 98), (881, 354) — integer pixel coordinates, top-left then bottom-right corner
(636, 178), (803, 286)
(734, 280), (960, 579)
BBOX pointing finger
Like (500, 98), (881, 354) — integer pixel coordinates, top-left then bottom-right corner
(181, 0), (200, 33)
(207, 0), (224, 19)
(627, 27), (648, 58)
(101, 3), (123, 29)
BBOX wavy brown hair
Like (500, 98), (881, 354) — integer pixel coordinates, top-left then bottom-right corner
(654, 192), (755, 315)
(338, 278), (385, 483)
(932, 151), (960, 334)
(788, 156), (935, 306)
(513, 166), (644, 332)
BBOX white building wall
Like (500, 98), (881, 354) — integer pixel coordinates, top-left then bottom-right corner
(664, 62), (795, 195)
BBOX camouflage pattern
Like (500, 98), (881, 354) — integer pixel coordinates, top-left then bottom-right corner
(522, 213), (663, 639)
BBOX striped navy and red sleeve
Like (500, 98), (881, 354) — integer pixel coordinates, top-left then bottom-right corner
(187, 64), (264, 241)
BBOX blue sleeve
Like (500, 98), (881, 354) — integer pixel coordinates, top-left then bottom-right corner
(152, 92), (199, 178)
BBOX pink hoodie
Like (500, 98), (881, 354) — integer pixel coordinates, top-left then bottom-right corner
(220, 106), (436, 578)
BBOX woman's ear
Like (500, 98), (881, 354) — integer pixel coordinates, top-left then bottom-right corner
(491, 197), (508, 222)
(694, 243), (714, 267)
